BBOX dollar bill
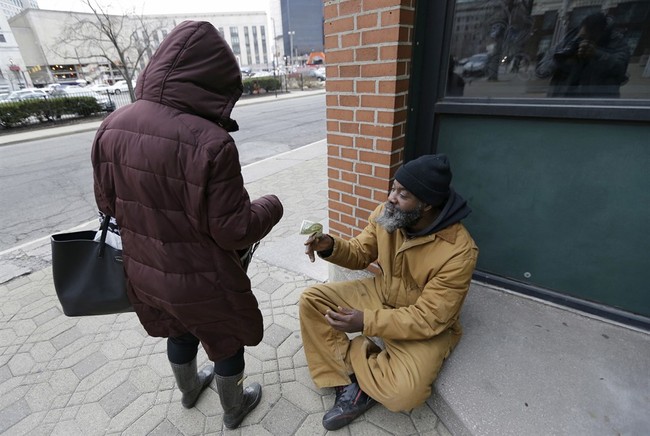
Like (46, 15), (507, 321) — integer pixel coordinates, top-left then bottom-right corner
(299, 220), (323, 238)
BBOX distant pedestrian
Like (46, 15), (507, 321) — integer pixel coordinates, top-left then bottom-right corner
(91, 21), (283, 429)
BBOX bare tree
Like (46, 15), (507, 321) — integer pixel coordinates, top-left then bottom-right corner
(483, 0), (535, 81)
(55, 0), (165, 102)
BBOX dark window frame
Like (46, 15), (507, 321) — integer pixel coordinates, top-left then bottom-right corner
(406, 1), (650, 160)
(405, 0), (650, 331)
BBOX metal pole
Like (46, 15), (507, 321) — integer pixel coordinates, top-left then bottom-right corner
(288, 31), (295, 68)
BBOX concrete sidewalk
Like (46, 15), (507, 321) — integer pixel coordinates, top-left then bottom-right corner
(1, 88), (648, 435)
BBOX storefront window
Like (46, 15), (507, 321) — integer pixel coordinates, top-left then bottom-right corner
(447, 0), (650, 99)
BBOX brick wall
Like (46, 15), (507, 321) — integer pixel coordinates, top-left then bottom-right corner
(324, 0), (416, 239)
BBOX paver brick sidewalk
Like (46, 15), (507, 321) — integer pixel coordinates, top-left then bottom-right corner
(0, 154), (451, 435)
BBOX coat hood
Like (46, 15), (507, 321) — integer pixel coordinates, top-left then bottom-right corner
(135, 20), (242, 131)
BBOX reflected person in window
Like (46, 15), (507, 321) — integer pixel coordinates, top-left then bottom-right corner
(535, 12), (630, 97)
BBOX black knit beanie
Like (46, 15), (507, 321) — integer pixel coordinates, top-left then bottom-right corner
(394, 154), (452, 206)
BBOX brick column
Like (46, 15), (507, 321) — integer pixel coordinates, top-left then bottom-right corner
(324, 0), (416, 240)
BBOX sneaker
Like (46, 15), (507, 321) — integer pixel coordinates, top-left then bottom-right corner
(322, 376), (377, 430)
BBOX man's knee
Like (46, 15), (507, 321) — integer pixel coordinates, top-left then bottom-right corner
(299, 285), (322, 313)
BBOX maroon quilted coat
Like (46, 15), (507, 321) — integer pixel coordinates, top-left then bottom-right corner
(91, 21), (283, 361)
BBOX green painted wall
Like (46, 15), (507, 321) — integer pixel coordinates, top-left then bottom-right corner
(438, 115), (650, 317)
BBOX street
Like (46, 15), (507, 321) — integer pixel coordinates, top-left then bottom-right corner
(0, 93), (326, 254)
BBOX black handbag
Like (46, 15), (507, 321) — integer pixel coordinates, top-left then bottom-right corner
(51, 217), (133, 316)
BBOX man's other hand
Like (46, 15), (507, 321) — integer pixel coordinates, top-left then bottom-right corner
(325, 306), (364, 333)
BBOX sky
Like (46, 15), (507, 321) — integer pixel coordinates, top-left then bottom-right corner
(37, 0), (270, 15)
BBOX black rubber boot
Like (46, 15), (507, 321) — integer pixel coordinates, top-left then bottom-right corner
(215, 371), (262, 429)
(322, 374), (377, 431)
(169, 358), (214, 409)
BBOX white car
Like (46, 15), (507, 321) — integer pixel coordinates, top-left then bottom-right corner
(50, 86), (115, 111)
(6, 88), (49, 101)
(89, 83), (112, 94)
(107, 80), (134, 94)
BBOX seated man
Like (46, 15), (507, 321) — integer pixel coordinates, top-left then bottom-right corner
(300, 154), (478, 431)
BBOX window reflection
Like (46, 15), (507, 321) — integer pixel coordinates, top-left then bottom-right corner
(447, 0), (650, 99)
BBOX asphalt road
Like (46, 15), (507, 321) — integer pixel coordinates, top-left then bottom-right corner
(0, 93), (326, 253)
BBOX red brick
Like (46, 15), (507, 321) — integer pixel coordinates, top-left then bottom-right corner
(327, 108), (355, 121)
(374, 165), (391, 179)
(328, 190), (340, 201)
(340, 95), (360, 107)
(380, 10), (401, 26)
(327, 16), (355, 34)
(330, 157), (354, 171)
(327, 144), (341, 157)
(355, 80), (376, 93)
(354, 185), (372, 198)
(356, 47), (378, 62)
(330, 199), (354, 214)
(340, 122), (360, 134)
(341, 33), (360, 48)
(355, 162), (373, 175)
(326, 94), (338, 106)
(324, 3), (338, 20)
(360, 94), (397, 109)
(362, 27), (400, 45)
(327, 120), (339, 132)
(341, 213), (357, 226)
(362, 0), (404, 11)
(328, 134), (353, 147)
(355, 110), (375, 123)
(357, 12), (378, 29)
(327, 48), (355, 64)
(325, 34), (339, 50)
(361, 123), (397, 139)
(342, 193), (358, 206)
(378, 78), (410, 94)
(361, 62), (397, 77)
(330, 220), (351, 237)
(340, 0), (362, 16)
(327, 79), (354, 92)
(340, 65), (361, 77)
(359, 198), (379, 211)
(355, 136), (374, 149)
(330, 180), (354, 194)
(373, 189), (389, 202)
(341, 171), (358, 183)
(359, 174), (391, 190)
(341, 147), (359, 160)
(359, 150), (391, 165)
(376, 110), (395, 124)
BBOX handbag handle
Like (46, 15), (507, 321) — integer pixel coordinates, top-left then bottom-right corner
(98, 215), (111, 258)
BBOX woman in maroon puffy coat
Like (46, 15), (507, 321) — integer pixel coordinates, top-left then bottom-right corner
(91, 21), (283, 429)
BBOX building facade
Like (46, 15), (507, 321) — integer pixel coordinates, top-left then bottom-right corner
(280, 0), (324, 64)
(0, 0), (37, 93)
(323, 0), (650, 328)
(9, 8), (272, 87)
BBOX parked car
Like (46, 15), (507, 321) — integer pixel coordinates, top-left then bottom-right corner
(107, 80), (134, 94)
(6, 89), (49, 101)
(89, 83), (112, 94)
(462, 53), (489, 77)
(308, 67), (326, 81)
(50, 86), (115, 112)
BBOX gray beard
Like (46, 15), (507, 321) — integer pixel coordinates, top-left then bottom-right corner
(375, 202), (423, 233)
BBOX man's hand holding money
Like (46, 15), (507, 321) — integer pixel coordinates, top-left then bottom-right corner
(300, 220), (333, 263)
